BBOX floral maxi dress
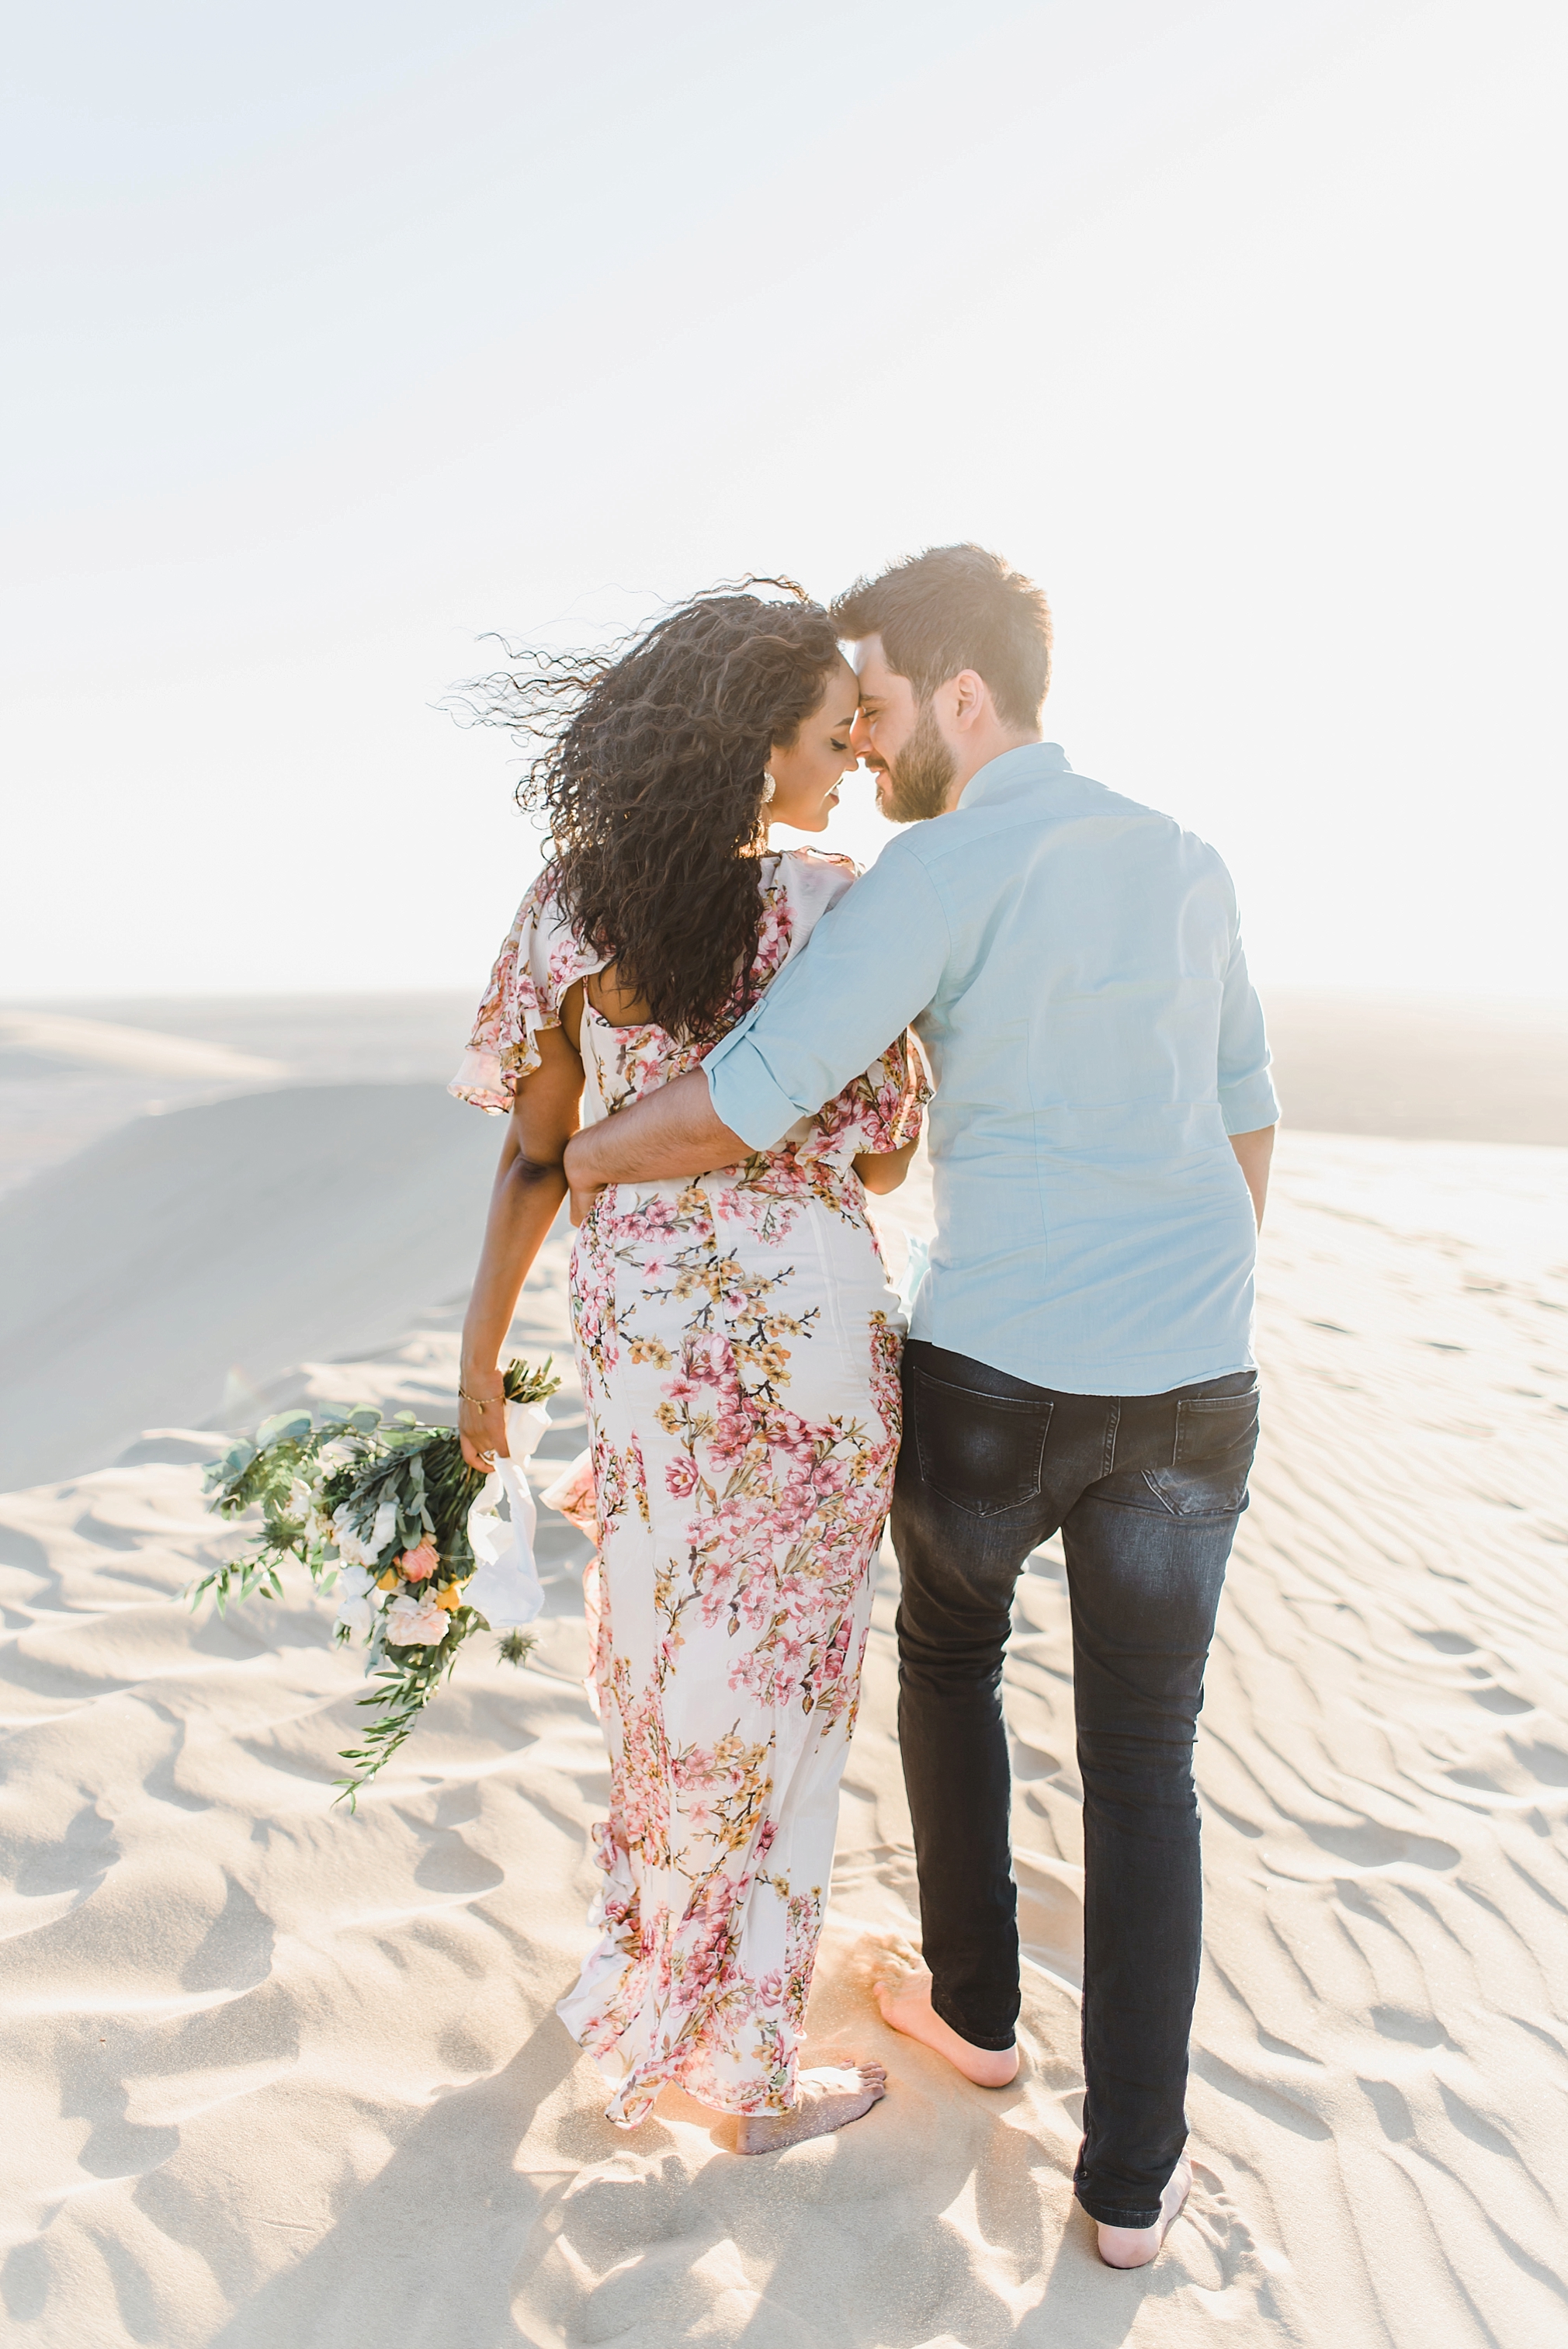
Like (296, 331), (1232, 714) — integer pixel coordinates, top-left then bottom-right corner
(452, 850), (928, 2126)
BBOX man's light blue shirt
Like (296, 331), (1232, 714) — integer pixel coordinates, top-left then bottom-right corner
(703, 742), (1280, 1396)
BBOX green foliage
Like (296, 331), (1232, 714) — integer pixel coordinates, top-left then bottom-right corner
(189, 1357), (560, 1805)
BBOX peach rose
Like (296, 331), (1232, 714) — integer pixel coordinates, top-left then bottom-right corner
(399, 1542), (440, 1581)
(385, 1594), (448, 1646)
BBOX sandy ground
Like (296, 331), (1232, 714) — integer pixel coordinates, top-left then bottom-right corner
(3, 1059), (1566, 2346)
(2, 996), (1568, 2349)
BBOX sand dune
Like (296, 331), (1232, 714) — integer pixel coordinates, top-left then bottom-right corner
(0, 1009), (286, 1085)
(3, 1112), (1566, 2346)
(0, 1085), (498, 1492)
(1259, 991), (1568, 1147)
(0, 992), (473, 1199)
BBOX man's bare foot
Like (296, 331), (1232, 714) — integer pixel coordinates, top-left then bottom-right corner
(1095, 2156), (1193, 2268)
(735, 2063), (886, 2153)
(866, 1937), (1019, 2087)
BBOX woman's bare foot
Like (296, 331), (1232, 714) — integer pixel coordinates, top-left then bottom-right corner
(735, 2063), (887, 2153)
(1095, 2156), (1193, 2268)
(865, 1937), (1019, 2087)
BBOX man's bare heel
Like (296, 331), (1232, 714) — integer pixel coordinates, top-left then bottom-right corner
(861, 1934), (1020, 2087)
(1094, 2156), (1193, 2268)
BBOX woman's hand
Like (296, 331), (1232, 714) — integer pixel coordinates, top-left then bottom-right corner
(458, 1370), (510, 1473)
(569, 1181), (604, 1227)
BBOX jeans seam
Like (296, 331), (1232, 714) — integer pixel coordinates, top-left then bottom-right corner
(910, 1370), (1046, 1413)
(929, 1993), (1016, 2052)
(1076, 2196), (1165, 2227)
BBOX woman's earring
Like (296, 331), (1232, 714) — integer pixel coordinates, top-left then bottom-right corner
(761, 773), (777, 803)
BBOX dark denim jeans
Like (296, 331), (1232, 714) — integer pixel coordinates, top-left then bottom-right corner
(890, 1339), (1259, 2229)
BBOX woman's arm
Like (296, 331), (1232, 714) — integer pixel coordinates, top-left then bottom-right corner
(853, 1140), (918, 1195)
(458, 1018), (585, 1469)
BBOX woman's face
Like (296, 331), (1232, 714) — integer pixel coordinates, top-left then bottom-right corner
(765, 656), (859, 833)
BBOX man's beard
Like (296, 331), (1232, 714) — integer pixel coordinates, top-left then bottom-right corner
(880, 705), (957, 823)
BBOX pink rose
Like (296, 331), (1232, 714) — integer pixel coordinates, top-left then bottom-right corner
(398, 1542), (440, 1581)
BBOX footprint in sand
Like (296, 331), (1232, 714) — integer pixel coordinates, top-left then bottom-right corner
(1292, 1820), (1461, 1873)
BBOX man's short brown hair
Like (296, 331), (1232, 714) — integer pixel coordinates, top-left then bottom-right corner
(831, 543), (1052, 728)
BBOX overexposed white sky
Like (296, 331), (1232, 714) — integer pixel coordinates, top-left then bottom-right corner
(4, 0), (1565, 1001)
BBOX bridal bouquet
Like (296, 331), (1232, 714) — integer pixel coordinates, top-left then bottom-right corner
(192, 1357), (564, 1805)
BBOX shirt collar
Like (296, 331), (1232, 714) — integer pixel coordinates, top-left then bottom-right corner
(956, 740), (1070, 810)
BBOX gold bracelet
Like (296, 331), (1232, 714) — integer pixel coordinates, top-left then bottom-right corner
(458, 1385), (503, 1406)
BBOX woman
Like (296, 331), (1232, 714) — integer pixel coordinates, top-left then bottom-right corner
(449, 584), (928, 2152)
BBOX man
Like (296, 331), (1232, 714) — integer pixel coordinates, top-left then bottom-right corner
(562, 544), (1279, 2267)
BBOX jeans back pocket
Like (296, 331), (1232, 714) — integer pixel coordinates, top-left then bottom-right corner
(1162, 1383), (1261, 1516)
(911, 1365), (1053, 1518)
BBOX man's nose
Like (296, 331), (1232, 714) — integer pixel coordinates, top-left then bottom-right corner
(850, 710), (873, 755)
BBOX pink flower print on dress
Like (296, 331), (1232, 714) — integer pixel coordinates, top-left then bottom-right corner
(708, 1406), (755, 1464)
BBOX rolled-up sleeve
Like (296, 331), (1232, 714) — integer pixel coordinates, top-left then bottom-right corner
(704, 844), (949, 1149)
(1216, 918), (1280, 1134)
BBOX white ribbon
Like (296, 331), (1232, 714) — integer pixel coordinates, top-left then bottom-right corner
(465, 1399), (552, 1629)
(897, 1233), (931, 1324)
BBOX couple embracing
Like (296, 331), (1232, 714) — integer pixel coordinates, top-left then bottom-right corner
(451, 544), (1278, 2269)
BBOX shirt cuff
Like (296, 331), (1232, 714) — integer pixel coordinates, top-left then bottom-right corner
(704, 1031), (805, 1150)
(1218, 1070), (1281, 1135)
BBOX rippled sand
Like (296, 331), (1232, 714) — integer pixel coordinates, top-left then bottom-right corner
(2, 1126), (1566, 2345)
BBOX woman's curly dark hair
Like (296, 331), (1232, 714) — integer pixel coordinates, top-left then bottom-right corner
(458, 581), (844, 1039)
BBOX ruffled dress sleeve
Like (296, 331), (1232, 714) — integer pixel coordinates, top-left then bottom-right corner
(449, 873), (607, 1114)
(800, 1029), (932, 1164)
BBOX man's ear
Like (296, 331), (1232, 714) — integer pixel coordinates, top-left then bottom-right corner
(950, 669), (989, 731)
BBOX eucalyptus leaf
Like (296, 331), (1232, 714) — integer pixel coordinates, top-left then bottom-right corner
(256, 1410), (313, 1450)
